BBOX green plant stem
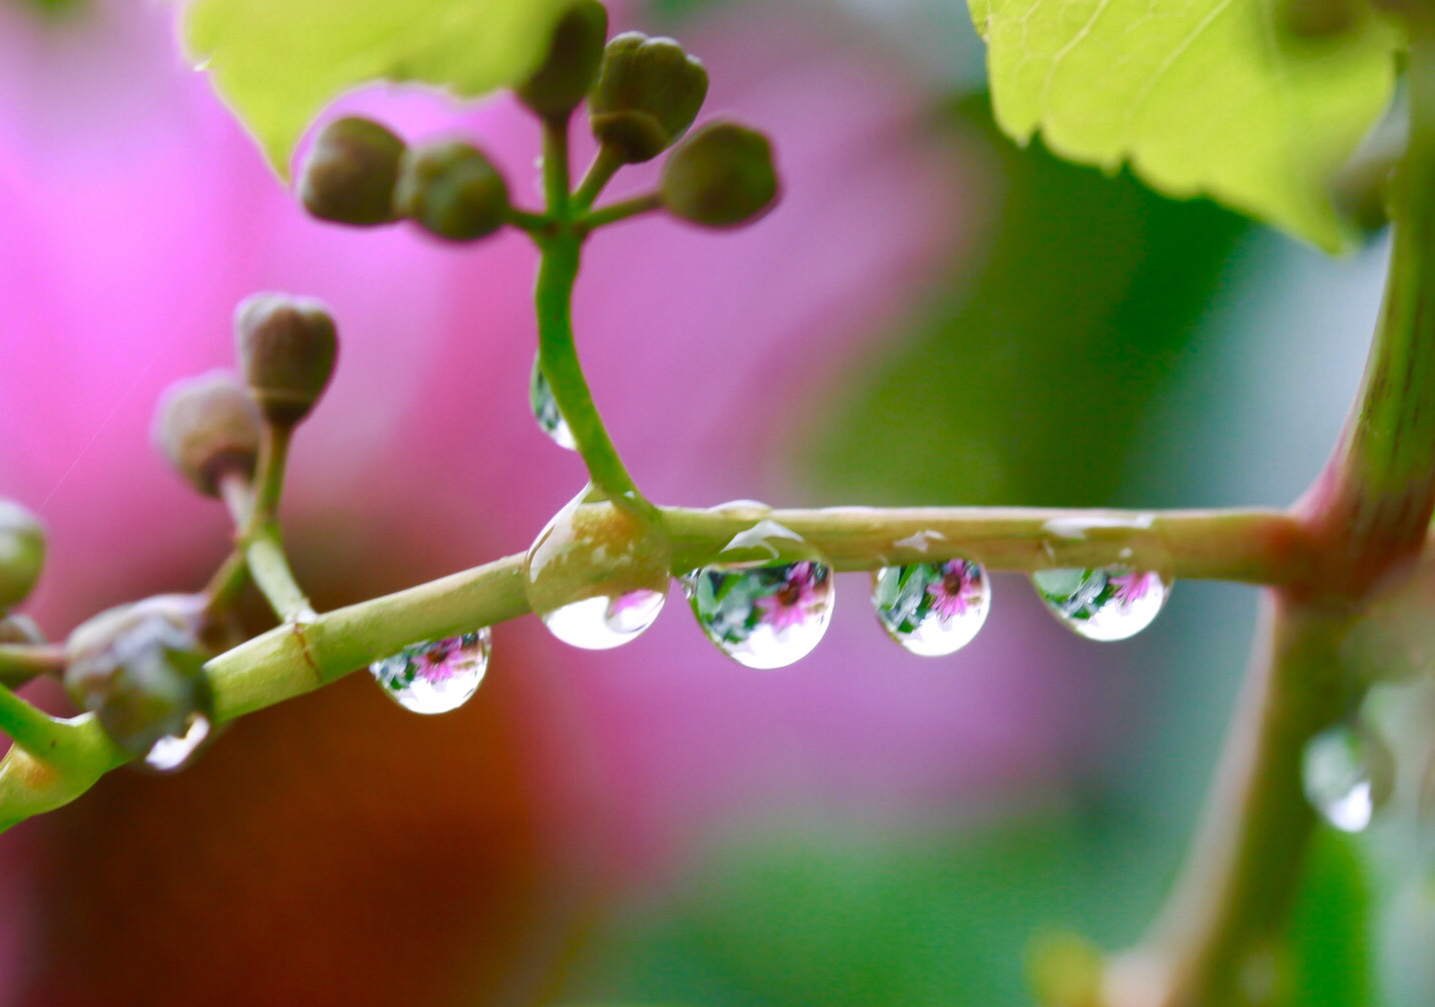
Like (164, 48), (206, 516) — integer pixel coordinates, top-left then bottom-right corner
(543, 115), (572, 220)
(572, 143), (624, 210)
(252, 422), (293, 521)
(580, 192), (662, 232)
(246, 527), (314, 623)
(504, 205), (552, 234)
(1303, 11), (1435, 584)
(0, 682), (64, 754)
(0, 644), (64, 686)
(220, 434), (314, 624)
(534, 235), (657, 520)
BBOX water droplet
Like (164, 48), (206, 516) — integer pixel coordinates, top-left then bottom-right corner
(686, 520), (835, 669)
(525, 490), (670, 650)
(1303, 722), (1394, 833)
(1031, 566), (1170, 641)
(873, 558), (990, 657)
(529, 355), (576, 450)
(143, 711), (211, 772)
(369, 630), (491, 714)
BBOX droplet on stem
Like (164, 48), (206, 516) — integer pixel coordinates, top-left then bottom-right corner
(525, 489), (670, 650)
(1031, 566), (1170, 641)
(369, 630), (491, 714)
(1302, 721), (1394, 833)
(685, 516), (835, 669)
(873, 558), (990, 657)
(143, 712), (212, 773)
(530, 356), (576, 450)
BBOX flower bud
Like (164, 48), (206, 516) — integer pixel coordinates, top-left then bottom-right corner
(235, 293), (339, 426)
(153, 374), (262, 497)
(516, 1), (609, 119)
(64, 595), (214, 761)
(395, 140), (510, 242)
(590, 32), (708, 163)
(298, 116), (406, 226)
(0, 501), (45, 611)
(661, 122), (779, 228)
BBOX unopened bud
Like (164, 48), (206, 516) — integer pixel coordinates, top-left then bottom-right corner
(0, 502), (44, 611)
(517, 1), (609, 119)
(590, 32), (708, 163)
(298, 116), (406, 226)
(661, 122), (779, 228)
(153, 374), (261, 497)
(235, 293), (339, 426)
(395, 140), (511, 242)
(64, 595), (214, 761)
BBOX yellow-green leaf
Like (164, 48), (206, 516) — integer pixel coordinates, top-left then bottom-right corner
(184, 0), (573, 178)
(973, 0), (1401, 251)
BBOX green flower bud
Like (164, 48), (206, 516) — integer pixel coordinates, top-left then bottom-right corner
(0, 502), (44, 611)
(152, 373), (261, 497)
(517, 1), (609, 119)
(660, 122), (779, 229)
(590, 32), (708, 163)
(64, 595), (214, 762)
(298, 116), (406, 226)
(395, 140), (510, 242)
(235, 293), (339, 426)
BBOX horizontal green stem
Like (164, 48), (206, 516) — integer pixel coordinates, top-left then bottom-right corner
(0, 644), (64, 686)
(581, 192), (662, 232)
(203, 503), (1306, 724)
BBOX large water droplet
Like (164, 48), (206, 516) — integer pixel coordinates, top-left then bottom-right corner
(1303, 722), (1394, 833)
(142, 711), (211, 773)
(526, 490), (670, 650)
(529, 355), (576, 450)
(369, 630), (491, 714)
(1031, 566), (1170, 641)
(686, 520), (835, 669)
(873, 558), (990, 657)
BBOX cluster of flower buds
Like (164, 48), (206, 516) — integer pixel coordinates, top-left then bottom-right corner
(297, 0), (778, 234)
(153, 293), (338, 494)
(300, 116), (511, 243)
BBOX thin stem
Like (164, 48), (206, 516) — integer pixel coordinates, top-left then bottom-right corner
(504, 206), (553, 234)
(0, 682), (63, 755)
(218, 469), (251, 528)
(572, 143), (624, 210)
(251, 423), (293, 522)
(535, 232), (658, 521)
(0, 644), (64, 687)
(204, 548), (250, 618)
(543, 114), (573, 221)
(580, 192), (662, 232)
(246, 526), (314, 623)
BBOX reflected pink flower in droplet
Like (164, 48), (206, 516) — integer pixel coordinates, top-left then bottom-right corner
(925, 560), (982, 620)
(1110, 569), (1158, 605)
(754, 560), (825, 633)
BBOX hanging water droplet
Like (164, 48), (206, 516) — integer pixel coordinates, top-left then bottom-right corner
(369, 630), (491, 714)
(529, 355), (576, 450)
(873, 558), (990, 657)
(686, 519), (835, 669)
(525, 489), (670, 649)
(1302, 721), (1395, 833)
(142, 711), (212, 773)
(1031, 566), (1170, 641)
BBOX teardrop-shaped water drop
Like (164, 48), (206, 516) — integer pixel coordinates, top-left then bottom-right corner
(529, 355), (576, 450)
(686, 518), (835, 669)
(1302, 722), (1395, 833)
(525, 489), (670, 650)
(873, 558), (990, 657)
(369, 630), (491, 714)
(1031, 566), (1169, 641)
(142, 711), (212, 773)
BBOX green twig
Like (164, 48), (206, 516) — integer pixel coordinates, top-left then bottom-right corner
(0, 644), (64, 687)
(572, 143), (625, 210)
(580, 192), (662, 232)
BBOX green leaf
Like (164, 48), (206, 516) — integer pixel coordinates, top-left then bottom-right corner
(1289, 829), (1374, 1007)
(184, 0), (573, 178)
(971, 0), (1400, 250)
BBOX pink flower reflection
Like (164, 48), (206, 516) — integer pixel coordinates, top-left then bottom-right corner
(1110, 569), (1158, 605)
(925, 560), (983, 620)
(754, 561), (826, 633)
